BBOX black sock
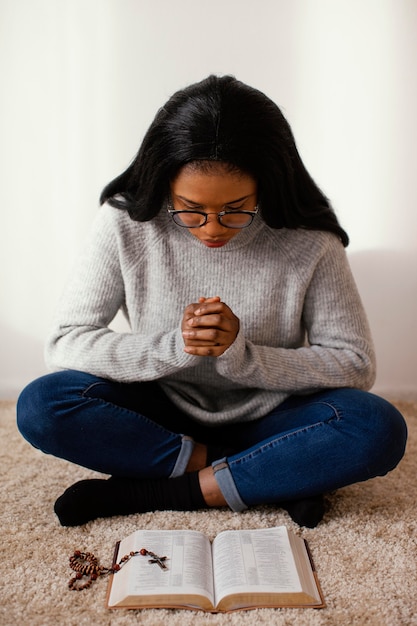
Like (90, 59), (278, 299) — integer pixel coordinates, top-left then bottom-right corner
(281, 494), (325, 528)
(54, 472), (207, 527)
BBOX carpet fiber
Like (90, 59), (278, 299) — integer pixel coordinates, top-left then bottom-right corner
(1, 398), (416, 626)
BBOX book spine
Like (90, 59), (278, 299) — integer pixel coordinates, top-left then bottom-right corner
(304, 540), (316, 572)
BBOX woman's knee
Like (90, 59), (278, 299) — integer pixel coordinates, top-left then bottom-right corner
(371, 393), (407, 471)
(316, 388), (407, 477)
(348, 390), (408, 474)
(16, 370), (95, 448)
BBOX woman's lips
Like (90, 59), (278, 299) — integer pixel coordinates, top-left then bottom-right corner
(202, 240), (229, 248)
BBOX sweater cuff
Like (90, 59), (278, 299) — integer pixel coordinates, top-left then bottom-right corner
(174, 327), (201, 368)
(215, 329), (246, 376)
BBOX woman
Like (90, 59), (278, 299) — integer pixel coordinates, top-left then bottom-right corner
(17, 75), (407, 528)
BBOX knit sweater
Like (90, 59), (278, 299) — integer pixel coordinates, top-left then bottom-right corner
(45, 204), (376, 425)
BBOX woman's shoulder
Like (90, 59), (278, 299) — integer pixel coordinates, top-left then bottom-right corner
(93, 202), (169, 241)
(264, 225), (344, 256)
(260, 227), (348, 283)
(95, 202), (143, 230)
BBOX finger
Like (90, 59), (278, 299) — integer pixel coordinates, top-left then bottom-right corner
(193, 301), (225, 316)
(183, 298), (221, 323)
(198, 296), (220, 304)
(182, 326), (228, 338)
(187, 313), (223, 329)
(182, 303), (201, 323)
(183, 339), (220, 347)
(187, 315), (238, 334)
(184, 345), (225, 357)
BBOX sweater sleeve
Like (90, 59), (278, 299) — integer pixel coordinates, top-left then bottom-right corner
(215, 236), (376, 393)
(45, 209), (199, 382)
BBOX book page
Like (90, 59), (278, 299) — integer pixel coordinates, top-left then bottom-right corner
(212, 527), (302, 604)
(107, 529), (214, 607)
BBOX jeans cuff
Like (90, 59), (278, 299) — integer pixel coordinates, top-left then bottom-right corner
(212, 457), (248, 512)
(169, 435), (194, 478)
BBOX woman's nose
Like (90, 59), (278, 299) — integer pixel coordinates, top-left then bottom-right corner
(203, 213), (228, 236)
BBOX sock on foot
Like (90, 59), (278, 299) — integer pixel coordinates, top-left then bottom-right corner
(282, 494), (325, 528)
(54, 472), (207, 527)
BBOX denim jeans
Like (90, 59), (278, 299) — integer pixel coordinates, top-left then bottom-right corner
(17, 370), (407, 512)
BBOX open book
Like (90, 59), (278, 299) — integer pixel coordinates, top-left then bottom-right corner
(106, 526), (325, 612)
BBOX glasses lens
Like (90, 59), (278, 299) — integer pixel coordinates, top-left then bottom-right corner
(170, 209), (256, 228)
(220, 212), (254, 228)
(172, 211), (205, 227)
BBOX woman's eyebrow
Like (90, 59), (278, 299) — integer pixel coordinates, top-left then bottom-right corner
(176, 194), (254, 205)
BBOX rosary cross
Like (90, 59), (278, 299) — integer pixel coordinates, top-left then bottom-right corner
(140, 548), (169, 570)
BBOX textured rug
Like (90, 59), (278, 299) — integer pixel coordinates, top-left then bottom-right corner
(1, 398), (416, 626)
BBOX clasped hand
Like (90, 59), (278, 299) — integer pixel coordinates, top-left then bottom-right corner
(181, 296), (239, 357)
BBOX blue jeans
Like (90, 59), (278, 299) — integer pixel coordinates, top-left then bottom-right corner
(17, 370), (407, 512)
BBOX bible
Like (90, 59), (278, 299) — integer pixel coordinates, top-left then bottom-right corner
(106, 526), (325, 612)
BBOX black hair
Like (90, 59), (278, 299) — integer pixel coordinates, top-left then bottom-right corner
(100, 75), (349, 246)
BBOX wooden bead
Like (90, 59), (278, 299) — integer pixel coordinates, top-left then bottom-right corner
(68, 547), (142, 591)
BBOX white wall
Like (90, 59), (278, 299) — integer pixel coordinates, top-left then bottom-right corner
(1, 0), (416, 398)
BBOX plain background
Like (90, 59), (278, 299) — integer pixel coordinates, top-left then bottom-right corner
(1, 0), (416, 399)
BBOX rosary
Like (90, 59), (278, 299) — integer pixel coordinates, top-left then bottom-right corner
(68, 548), (169, 591)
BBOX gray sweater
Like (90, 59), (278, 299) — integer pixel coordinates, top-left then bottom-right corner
(46, 204), (376, 425)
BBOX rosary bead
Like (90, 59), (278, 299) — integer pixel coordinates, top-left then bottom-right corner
(68, 547), (142, 590)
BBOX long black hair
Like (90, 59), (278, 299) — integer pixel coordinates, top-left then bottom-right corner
(100, 75), (349, 246)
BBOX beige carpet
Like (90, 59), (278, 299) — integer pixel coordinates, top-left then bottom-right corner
(1, 398), (416, 626)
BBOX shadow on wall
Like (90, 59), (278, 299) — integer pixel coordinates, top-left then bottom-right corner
(348, 249), (417, 395)
(0, 323), (47, 400)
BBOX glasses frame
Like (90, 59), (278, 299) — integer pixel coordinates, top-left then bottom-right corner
(167, 204), (259, 229)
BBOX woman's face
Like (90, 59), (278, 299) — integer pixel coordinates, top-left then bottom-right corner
(169, 164), (258, 248)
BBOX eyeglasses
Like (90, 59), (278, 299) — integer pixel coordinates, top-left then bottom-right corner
(167, 205), (259, 229)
